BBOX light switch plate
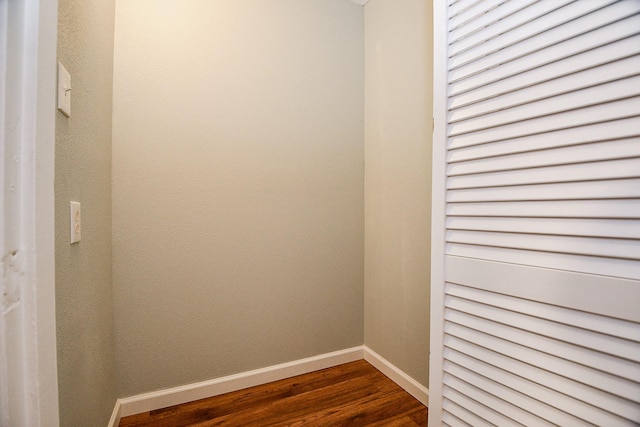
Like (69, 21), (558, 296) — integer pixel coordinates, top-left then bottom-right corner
(58, 62), (71, 117)
(70, 201), (81, 244)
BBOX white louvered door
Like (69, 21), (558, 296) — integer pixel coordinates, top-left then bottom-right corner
(429, 1), (640, 425)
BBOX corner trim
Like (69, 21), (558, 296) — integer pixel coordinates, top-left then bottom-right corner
(363, 346), (429, 406)
(349, 0), (369, 5)
(107, 399), (121, 427)
(118, 346), (364, 417)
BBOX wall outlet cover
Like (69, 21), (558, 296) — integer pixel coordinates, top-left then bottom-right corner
(70, 201), (81, 243)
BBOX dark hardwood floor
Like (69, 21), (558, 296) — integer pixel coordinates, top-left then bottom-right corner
(119, 360), (428, 426)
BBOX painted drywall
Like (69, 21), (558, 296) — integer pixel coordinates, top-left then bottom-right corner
(112, 0), (364, 397)
(55, 0), (118, 425)
(364, 0), (433, 386)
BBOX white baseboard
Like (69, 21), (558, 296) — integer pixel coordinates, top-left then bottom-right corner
(117, 346), (364, 418)
(111, 345), (428, 422)
(107, 399), (121, 427)
(363, 346), (429, 406)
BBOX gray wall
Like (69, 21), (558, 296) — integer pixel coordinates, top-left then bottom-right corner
(55, 0), (118, 424)
(112, 0), (365, 397)
(363, 0), (433, 387)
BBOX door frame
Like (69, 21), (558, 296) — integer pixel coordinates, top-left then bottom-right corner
(427, 0), (448, 424)
(1, 0), (59, 424)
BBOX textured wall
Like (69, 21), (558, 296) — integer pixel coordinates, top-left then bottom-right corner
(364, 0), (432, 386)
(112, 0), (364, 397)
(55, 0), (117, 424)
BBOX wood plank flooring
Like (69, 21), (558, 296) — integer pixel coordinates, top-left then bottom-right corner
(119, 360), (427, 426)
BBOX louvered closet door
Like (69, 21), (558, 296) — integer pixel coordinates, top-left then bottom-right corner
(430, 1), (640, 426)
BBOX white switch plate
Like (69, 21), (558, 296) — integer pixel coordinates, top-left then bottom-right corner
(70, 201), (81, 244)
(58, 62), (71, 117)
